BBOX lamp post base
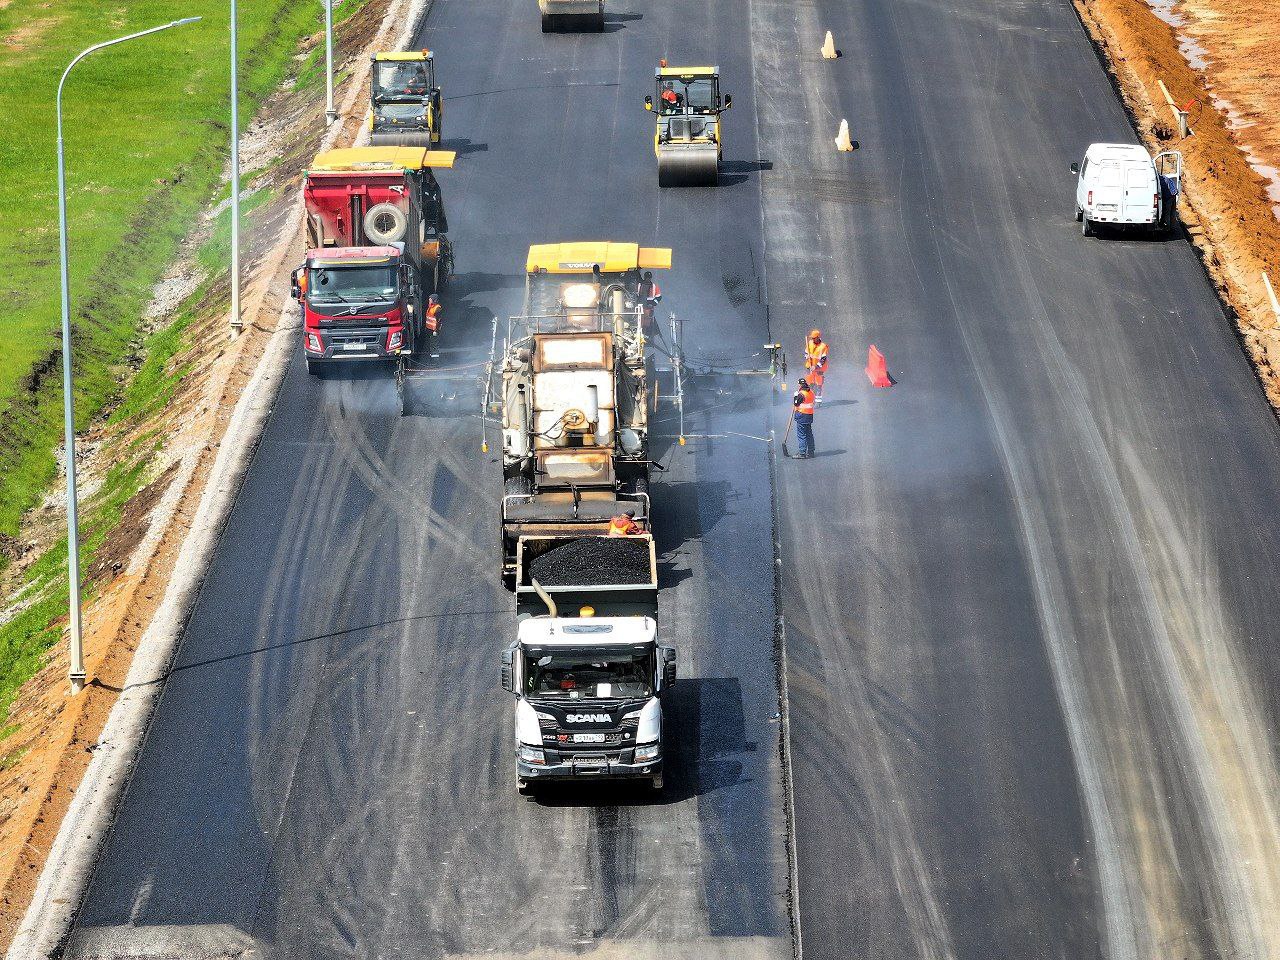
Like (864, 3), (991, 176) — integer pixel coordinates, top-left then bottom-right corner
(70, 672), (86, 695)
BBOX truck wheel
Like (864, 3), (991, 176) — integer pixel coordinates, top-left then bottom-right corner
(541, 13), (554, 31)
(628, 473), (649, 497)
(591, 12), (605, 30)
(1081, 217), (1094, 238)
(649, 774), (664, 793)
(517, 777), (533, 795)
(1074, 205), (1083, 223)
(306, 359), (327, 378)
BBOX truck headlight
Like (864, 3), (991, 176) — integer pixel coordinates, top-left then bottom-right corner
(518, 744), (545, 765)
(635, 743), (660, 762)
(387, 329), (403, 351)
(305, 332), (323, 353)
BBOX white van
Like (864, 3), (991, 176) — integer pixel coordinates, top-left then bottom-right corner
(1071, 143), (1181, 237)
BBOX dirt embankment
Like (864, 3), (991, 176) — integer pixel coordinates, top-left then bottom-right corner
(1074, 0), (1280, 408)
(0, 1), (396, 947)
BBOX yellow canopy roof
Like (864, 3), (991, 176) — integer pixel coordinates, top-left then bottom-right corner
(310, 146), (456, 172)
(526, 242), (673, 274)
(657, 65), (716, 78)
(373, 50), (432, 61)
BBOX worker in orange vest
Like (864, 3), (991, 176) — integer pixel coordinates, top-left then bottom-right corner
(792, 377), (816, 458)
(608, 510), (642, 536)
(424, 294), (442, 333)
(805, 329), (829, 402)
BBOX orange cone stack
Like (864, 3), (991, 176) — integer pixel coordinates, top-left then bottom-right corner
(865, 345), (893, 387)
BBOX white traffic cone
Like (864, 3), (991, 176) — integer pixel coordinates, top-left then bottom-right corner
(821, 31), (838, 59)
(835, 119), (854, 152)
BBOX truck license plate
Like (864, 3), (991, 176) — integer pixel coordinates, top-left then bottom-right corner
(575, 756), (608, 767)
(574, 733), (606, 744)
(341, 343), (367, 351)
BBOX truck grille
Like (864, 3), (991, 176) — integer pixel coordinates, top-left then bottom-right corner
(540, 714), (640, 750)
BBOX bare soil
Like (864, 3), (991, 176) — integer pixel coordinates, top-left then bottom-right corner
(1074, 0), (1280, 406)
(0, 0), (394, 946)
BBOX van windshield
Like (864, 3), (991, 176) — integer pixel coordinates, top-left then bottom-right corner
(524, 645), (654, 699)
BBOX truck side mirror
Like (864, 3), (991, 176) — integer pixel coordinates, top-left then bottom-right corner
(501, 647), (515, 693)
(723, 94), (732, 110)
(1070, 161), (1080, 175)
(660, 646), (676, 689)
(644, 95), (653, 111)
(290, 267), (303, 301)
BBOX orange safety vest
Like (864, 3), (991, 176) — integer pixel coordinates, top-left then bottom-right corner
(425, 301), (441, 332)
(805, 339), (828, 372)
(608, 516), (640, 537)
(794, 387), (815, 415)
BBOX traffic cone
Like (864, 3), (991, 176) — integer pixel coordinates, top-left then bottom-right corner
(821, 31), (839, 59)
(866, 345), (893, 387)
(835, 119), (854, 152)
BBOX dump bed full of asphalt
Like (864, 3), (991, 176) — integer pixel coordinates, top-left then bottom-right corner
(527, 536), (652, 587)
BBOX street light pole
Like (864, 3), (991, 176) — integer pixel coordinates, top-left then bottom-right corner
(56, 16), (201, 695)
(324, 0), (337, 125)
(229, 0), (242, 334)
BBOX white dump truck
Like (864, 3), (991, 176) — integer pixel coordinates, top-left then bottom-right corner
(502, 531), (675, 794)
(1072, 142), (1182, 237)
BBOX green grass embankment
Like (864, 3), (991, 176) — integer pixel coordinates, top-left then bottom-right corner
(0, 0), (321, 539)
(0, 0), (374, 722)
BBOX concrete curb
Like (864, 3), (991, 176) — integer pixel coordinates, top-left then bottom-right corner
(5, 1), (432, 956)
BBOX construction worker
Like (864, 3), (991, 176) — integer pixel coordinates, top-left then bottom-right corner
(424, 293), (442, 333)
(792, 377), (816, 458)
(608, 509), (642, 536)
(638, 270), (662, 331)
(661, 82), (681, 111)
(805, 329), (829, 402)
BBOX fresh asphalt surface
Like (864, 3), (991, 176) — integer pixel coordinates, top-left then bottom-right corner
(63, 0), (1280, 957)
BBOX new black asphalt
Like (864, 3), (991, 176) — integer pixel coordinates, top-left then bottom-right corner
(64, 0), (1280, 957)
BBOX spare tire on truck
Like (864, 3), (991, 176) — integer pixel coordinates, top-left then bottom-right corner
(363, 203), (408, 244)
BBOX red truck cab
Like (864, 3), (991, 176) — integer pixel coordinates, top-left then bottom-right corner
(294, 146), (455, 376)
(293, 246), (413, 373)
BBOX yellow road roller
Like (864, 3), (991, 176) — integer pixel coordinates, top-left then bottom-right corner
(645, 64), (731, 187)
(369, 51), (442, 147)
(539, 0), (605, 32)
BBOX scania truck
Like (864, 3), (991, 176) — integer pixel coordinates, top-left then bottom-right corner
(501, 530), (676, 794)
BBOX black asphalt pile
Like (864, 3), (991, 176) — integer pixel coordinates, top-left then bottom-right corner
(527, 536), (651, 586)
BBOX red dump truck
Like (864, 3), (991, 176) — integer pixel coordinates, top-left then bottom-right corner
(292, 146), (455, 375)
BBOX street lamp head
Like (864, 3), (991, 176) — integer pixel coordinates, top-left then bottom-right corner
(170, 17), (202, 27)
